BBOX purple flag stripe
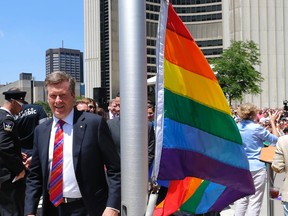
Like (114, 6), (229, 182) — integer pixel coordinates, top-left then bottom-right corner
(158, 149), (254, 195)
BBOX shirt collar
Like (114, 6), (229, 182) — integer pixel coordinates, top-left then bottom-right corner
(52, 109), (74, 127)
(0, 107), (13, 116)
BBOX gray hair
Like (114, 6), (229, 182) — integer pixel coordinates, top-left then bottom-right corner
(45, 71), (75, 95)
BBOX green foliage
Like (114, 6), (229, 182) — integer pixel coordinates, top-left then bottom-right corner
(75, 96), (83, 101)
(210, 40), (264, 105)
(34, 101), (51, 116)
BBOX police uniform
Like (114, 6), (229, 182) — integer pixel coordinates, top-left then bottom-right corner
(15, 104), (48, 156)
(0, 89), (26, 216)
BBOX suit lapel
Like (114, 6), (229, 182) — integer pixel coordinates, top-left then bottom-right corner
(72, 109), (86, 171)
(41, 119), (53, 181)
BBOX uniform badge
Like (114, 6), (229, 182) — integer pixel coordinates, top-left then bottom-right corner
(3, 120), (14, 132)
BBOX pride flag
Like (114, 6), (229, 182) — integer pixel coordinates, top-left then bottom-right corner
(152, 1), (255, 215)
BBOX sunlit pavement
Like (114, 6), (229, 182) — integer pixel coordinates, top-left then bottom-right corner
(221, 172), (285, 216)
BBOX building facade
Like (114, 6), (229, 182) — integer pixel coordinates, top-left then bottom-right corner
(46, 48), (84, 83)
(0, 72), (82, 105)
(84, 0), (288, 108)
(223, 0), (288, 108)
(84, 0), (223, 101)
(0, 73), (46, 105)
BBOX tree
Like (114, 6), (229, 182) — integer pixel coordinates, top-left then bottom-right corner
(210, 40), (264, 105)
(34, 101), (51, 116)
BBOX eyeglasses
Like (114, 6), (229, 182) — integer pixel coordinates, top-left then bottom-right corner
(88, 105), (95, 109)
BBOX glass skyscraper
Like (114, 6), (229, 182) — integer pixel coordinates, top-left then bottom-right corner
(46, 48), (83, 83)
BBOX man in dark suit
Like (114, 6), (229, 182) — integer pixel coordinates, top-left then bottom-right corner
(24, 71), (121, 216)
(0, 88), (27, 216)
(107, 108), (155, 168)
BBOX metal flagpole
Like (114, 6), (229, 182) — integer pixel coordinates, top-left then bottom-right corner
(118, 0), (148, 215)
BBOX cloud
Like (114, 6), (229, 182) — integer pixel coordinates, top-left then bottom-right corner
(0, 31), (4, 38)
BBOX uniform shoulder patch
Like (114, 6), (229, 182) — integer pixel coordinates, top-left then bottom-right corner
(3, 120), (14, 132)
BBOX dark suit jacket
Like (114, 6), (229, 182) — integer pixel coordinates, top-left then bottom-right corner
(24, 109), (121, 216)
(107, 117), (155, 168)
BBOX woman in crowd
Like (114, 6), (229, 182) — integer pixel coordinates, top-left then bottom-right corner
(82, 97), (97, 113)
(234, 103), (279, 216)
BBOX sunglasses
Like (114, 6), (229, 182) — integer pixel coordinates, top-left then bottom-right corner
(88, 105), (95, 109)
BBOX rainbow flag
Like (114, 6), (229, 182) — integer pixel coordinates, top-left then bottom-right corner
(152, 1), (255, 215)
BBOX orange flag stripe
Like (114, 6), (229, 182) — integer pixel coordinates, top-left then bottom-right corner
(165, 28), (217, 81)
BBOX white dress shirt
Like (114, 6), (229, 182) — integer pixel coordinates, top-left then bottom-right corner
(48, 109), (82, 198)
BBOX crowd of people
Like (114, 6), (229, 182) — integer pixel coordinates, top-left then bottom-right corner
(3, 71), (288, 216)
(230, 104), (288, 216)
(232, 106), (288, 136)
(233, 103), (280, 216)
(0, 71), (156, 216)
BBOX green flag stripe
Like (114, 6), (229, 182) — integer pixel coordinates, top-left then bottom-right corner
(164, 89), (242, 144)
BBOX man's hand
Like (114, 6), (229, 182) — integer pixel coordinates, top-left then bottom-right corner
(22, 152), (28, 161)
(14, 169), (25, 181)
(102, 207), (119, 216)
(24, 156), (32, 169)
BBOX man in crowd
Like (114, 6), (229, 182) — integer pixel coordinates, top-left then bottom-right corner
(114, 93), (120, 117)
(75, 100), (89, 112)
(108, 99), (117, 119)
(15, 102), (48, 158)
(0, 88), (27, 215)
(24, 71), (121, 216)
(107, 95), (155, 168)
(147, 103), (155, 123)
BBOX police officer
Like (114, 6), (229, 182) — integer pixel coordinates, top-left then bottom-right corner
(0, 88), (27, 216)
(15, 102), (48, 158)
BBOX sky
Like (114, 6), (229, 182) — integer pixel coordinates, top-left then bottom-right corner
(0, 0), (84, 84)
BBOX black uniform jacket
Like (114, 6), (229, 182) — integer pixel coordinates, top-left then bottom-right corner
(0, 108), (24, 186)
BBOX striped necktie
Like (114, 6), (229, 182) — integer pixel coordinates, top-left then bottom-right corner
(49, 119), (65, 207)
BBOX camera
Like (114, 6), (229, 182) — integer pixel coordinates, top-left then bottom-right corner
(284, 100), (288, 111)
(282, 100), (288, 117)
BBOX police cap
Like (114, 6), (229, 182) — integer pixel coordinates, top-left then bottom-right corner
(3, 88), (27, 102)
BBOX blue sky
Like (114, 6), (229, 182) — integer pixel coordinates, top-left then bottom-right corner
(0, 1), (84, 84)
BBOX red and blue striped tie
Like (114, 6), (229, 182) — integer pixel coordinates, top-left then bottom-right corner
(49, 119), (65, 207)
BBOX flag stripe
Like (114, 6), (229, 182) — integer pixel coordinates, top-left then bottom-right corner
(162, 177), (195, 216)
(162, 118), (248, 170)
(164, 60), (230, 114)
(182, 177), (203, 202)
(158, 148), (255, 196)
(153, 2), (255, 215)
(184, 182), (225, 213)
(166, 2), (192, 40)
(164, 89), (242, 143)
(165, 28), (216, 81)
(181, 180), (211, 213)
(208, 187), (249, 211)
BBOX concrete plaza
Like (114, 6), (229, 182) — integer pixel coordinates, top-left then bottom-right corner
(221, 172), (285, 216)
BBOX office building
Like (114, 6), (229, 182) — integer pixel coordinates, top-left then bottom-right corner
(84, 0), (223, 101)
(46, 48), (84, 83)
(0, 73), (45, 105)
(84, 0), (288, 108)
(0, 72), (82, 105)
(222, 0), (288, 108)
